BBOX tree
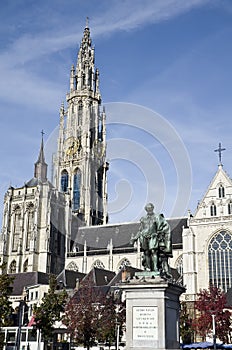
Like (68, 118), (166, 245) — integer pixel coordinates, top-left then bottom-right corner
(63, 284), (102, 349)
(0, 262), (15, 350)
(179, 301), (194, 344)
(63, 285), (126, 350)
(33, 274), (67, 345)
(96, 291), (126, 349)
(193, 286), (231, 343)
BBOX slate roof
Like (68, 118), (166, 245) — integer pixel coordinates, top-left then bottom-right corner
(226, 288), (232, 308)
(81, 267), (116, 286)
(71, 217), (188, 254)
(10, 272), (49, 296)
(56, 269), (86, 289)
(25, 177), (53, 187)
(170, 217), (188, 248)
(25, 177), (39, 187)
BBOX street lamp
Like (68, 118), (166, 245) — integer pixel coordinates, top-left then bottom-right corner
(116, 322), (120, 350)
(16, 300), (25, 350)
(211, 314), (216, 350)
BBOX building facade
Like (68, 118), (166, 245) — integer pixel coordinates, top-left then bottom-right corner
(65, 161), (232, 304)
(0, 23), (232, 307)
(182, 163), (232, 301)
(0, 137), (68, 275)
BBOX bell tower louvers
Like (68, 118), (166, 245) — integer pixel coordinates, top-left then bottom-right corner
(54, 23), (108, 226)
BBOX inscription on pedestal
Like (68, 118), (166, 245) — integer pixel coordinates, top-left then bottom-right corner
(133, 306), (158, 341)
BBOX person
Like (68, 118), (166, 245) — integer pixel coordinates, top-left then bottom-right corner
(131, 203), (172, 275)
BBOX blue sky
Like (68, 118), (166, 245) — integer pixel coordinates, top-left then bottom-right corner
(0, 0), (232, 224)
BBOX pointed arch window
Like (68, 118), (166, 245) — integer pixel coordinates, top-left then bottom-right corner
(61, 170), (69, 192)
(208, 230), (232, 292)
(13, 209), (21, 252)
(92, 260), (105, 269)
(78, 102), (83, 111)
(78, 102), (83, 125)
(210, 203), (217, 216)
(73, 168), (81, 211)
(117, 258), (131, 270)
(82, 73), (86, 87)
(218, 185), (225, 198)
(26, 208), (34, 250)
(66, 261), (79, 272)
(9, 260), (16, 273)
(175, 254), (183, 279)
(228, 201), (232, 215)
(97, 170), (103, 199)
(23, 259), (28, 272)
(88, 68), (92, 88)
(71, 103), (74, 114)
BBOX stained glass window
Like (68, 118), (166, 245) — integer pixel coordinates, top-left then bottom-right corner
(73, 169), (81, 210)
(208, 230), (232, 292)
(61, 170), (69, 192)
(12, 209), (21, 252)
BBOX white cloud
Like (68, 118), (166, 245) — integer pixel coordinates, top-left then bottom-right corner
(1, 0), (210, 64)
(92, 0), (209, 32)
(0, 0), (210, 111)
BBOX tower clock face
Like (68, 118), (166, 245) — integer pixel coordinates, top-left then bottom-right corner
(65, 136), (79, 157)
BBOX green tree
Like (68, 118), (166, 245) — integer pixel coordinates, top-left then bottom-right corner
(193, 286), (231, 343)
(33, 274), (67, 346)
(180, 301), (194, 344)
(0, 262), (15, 350)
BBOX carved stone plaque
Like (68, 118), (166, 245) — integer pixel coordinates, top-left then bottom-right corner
(133, 306), (158, 341)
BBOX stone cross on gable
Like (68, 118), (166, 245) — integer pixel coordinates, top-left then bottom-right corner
(214, 142), (226, 165)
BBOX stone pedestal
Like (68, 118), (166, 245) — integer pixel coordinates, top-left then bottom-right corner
(119, 275), (185, 350)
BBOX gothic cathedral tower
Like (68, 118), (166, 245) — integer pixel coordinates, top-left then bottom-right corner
(0, 136), (67, 275)
(53, 22), (108, 227)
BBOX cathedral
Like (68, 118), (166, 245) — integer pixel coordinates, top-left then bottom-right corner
(1, 22), (232, 309)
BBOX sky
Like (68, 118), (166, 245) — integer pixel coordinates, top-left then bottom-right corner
(0, 0), (232, 225)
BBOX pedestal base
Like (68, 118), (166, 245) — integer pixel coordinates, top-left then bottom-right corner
(119, 276), (185, 350)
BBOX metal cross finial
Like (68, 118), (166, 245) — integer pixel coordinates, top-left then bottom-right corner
(41, 130), (45, 140)
(214, 142), (226, 165)
(86, 17), (89, 28)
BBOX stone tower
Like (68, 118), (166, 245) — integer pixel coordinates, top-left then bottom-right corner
(53, 22), (108, 227)
(0, 135), (67, 275)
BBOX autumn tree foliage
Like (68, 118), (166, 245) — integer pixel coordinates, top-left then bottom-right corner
(63, 284), (125, 350)
(193, 286), (231, 343)
(63, 285), (104, 349)
(97, 290), (126, 348)
(33, 274), (67, 343)
(0, 262), (15, 350)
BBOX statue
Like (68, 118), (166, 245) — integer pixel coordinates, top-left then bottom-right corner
(131, 203), (172, 277)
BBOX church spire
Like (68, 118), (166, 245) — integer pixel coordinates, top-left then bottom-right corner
(81, 17), (91, 48)
(54, 22), (108, 227)
(34, 130), (47, 182)
(68, 21), (100, 95)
